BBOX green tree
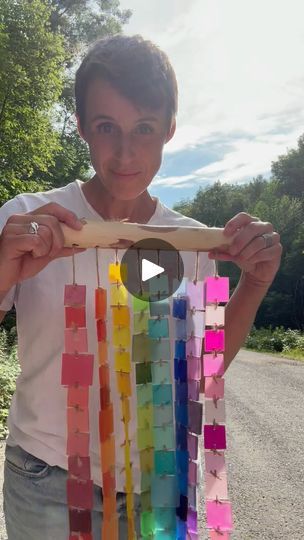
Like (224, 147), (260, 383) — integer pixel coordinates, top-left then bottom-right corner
(0, 0), (65, 203)
(271, 133), (304, 198)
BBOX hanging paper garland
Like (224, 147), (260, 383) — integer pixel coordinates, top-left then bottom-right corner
(203, 273), (233, 538)
(61, 244), (234, 540)
(62, 264), (94, 539)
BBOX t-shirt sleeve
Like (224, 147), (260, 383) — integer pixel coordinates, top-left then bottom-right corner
(0, 196), (25, 311)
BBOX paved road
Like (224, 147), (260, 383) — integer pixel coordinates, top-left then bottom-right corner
(1, 349), (303, 539)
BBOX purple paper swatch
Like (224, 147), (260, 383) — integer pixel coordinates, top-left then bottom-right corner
(204, 425), (226, 450)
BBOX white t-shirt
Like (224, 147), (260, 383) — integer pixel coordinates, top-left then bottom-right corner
(0, 179), (215, 492)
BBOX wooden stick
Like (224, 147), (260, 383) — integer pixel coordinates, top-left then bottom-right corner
(61, 220), (235, 251)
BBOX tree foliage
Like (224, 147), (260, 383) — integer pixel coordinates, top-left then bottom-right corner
(174, 136), (304, 330)
(0, 0), (131, 203)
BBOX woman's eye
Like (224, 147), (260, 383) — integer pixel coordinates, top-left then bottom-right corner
(136, 124), (153, 134)
(97, 122), (114, 134)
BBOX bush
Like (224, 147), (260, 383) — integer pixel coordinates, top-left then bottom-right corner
(0, 329), (20, 438)
(245, 326), (304, 355)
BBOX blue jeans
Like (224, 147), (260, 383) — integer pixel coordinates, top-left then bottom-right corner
(3, 444), (141, 539)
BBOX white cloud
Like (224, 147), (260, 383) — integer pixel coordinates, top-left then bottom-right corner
(119, 0), (304, 186)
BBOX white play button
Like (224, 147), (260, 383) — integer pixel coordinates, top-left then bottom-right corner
(142, 258), (165, 282)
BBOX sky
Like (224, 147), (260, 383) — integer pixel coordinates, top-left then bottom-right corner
(118, 0), (304, 208)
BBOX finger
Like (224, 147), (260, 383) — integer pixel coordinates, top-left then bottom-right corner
(30, 203), (84, 230)
(245, 243), (283, 265)
(229, 221), (274, 256)
(1, 233), (52, 259)
(224, 213), (260, 236)
(7, 215), (66, 257)
(234, 232), (281, 261)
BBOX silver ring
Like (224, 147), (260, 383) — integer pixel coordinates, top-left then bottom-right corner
(29, 221), (39, 235)
(261, 233), (273, 249)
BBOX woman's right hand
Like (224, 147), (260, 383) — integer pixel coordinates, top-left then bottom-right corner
(0, 202), (86, 294)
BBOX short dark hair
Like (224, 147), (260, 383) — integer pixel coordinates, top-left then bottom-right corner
(74, 34), (178, 132)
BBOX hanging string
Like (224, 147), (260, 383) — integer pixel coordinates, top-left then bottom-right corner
(95, 247), (101, 289)
(72, 245), (76, 285)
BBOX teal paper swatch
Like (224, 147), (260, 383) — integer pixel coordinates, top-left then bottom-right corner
(148, 318), (169, 339)
(154, 425), (175, 450)
(136, 383), (152, 407)
(153, 404), (173, 426)
(151, 361), (171, 384)
(150, 339), (171, 362)
(154, 451), (176, 475)
(151, 475), (179, 507)
(150, 299), (170, 317)
(153, 384), (172, 406)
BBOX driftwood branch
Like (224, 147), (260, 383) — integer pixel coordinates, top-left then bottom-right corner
(61, 220), (235, 251)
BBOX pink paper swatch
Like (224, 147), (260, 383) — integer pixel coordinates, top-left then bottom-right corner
(65, 328), (88, 354)
(203, 354), (225, 377)
(205, 377), (225, 399)
(205, 330), (225, 352)
(188, 460), (198, 485)
(67, 431), (90, 457)
(205, 277), (229, 304)
(204, 451), (226, 475)
(188, 433), (198, 460)
(205, 400), (226, 424)
(67, 478), (93, 509)
(67, 407), (89, 433)
(205, 304), (225, 327)
(188, 379), (200, 401)
(206, 500), (233, 531)
(187, 310), (205, 338)
(61, 353), (94, 386)
(186, 336), (202, 357)
(68, 386), (89, 408)
(64, 284), (86, 306)
(186, 280), (205, 310)
(205, 472), (228, 499)
(187, 356), (201, 380)
(204, 425), (226, 450)
(210, 531), (231, 540)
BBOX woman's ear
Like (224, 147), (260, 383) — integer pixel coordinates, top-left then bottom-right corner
(165, 117), (176, 143)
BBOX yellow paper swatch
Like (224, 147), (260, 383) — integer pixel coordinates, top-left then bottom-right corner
(113, 326), (130, 347)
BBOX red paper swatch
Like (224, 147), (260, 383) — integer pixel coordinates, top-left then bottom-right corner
(99, 405), (114, 442)
(65, 306), (86, 328)
(65, 285), (86, 306)
(68, 456), (91, 480)
(69, 508), (92, 533)
(95, 288), (107, 319)
(69, 534), (92, 540)
(61, 354), (94, 386)
(68, 386), (89, 409)
(67, 432), (90, 457)
(67, 478), (94, 509)
(65, 328), (88, 354)
(100, 386), (110, 409)
(204, 425), (226, 450)
(96, 319), (107, 341)
(67, 407), (89, 433)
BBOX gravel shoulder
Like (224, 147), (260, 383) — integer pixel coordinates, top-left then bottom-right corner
(0, 349), (303, 539)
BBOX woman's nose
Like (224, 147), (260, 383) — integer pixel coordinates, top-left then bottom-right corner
(114, 133), (135, 161)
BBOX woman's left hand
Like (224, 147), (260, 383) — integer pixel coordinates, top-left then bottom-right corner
(208, 212), (283, 287)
